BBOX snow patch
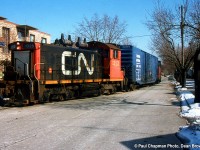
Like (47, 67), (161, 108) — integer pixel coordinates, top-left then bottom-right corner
(176, 88), (200, 149)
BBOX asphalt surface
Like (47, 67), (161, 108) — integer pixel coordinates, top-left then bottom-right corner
(0, 77), (186, 150)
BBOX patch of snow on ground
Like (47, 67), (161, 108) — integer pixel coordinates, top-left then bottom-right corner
(180, 105), (200, 125)
(176, 85), (200, 149)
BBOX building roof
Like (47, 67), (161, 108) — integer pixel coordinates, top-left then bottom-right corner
(0, 16), (7, 20)
(17, 25), (38, 31)
(0, 16), (51, 39)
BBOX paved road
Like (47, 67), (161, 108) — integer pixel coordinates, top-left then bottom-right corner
(0, 77), (186, 150)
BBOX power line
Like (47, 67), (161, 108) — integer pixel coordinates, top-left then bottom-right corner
(131, 34), (153, 38)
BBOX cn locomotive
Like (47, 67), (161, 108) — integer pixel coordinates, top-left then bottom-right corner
(0, 34), (161, 106)
(0, 34), (125, 105)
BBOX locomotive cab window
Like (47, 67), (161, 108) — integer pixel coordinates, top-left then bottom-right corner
(113, 50), (118, 59)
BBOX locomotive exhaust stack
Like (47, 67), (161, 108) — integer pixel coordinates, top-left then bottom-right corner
(66, 35), (73, 46)
(75, 37), (81, 47)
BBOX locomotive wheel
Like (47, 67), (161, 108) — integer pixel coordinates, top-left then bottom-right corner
(65, 90), (74, 99)
(98, 89), (102, 96)
(113, 86), (117, 93)
(74, 90), (80, 98)
(59, 94), (66, 101)
(129, 84), (136, 91)
(100, 88), (105, 95)
(49, 94), (65, 101)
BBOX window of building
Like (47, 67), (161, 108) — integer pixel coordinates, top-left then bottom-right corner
(41, 37), (47, 43)
(17, 28), (26, 41)
(17, 32), (23, 41)
(30, 34), (35, 42)
(2, 27), (10, 52)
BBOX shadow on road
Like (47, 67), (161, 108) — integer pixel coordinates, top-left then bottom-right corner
(120, 133), (183, 150)
(46, 97), (181, 110)
(121, 99), (180, 107)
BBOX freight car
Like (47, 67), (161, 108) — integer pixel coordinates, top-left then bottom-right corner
(0, 35), (124, 106)
(120, 45), (161, 90)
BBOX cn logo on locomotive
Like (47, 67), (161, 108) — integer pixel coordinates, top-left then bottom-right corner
(61, 51), (94, 75)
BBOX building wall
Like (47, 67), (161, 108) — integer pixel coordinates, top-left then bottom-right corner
(29, 30), (51, 43)
(0, 19), (18, 61)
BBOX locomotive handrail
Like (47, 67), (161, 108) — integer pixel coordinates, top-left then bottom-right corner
(25, 63), (34, 94)
(34, 63), (44, 92)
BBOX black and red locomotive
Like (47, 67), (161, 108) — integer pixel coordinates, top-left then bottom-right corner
(0, 35), (125, 105)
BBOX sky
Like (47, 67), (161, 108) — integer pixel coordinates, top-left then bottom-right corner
(1, 0), (184, 55)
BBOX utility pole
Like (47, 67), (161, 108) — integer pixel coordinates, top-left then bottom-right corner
(194, 48), (200, 103)
(181, 6), (184, 68)
(180, 5), (186, 87)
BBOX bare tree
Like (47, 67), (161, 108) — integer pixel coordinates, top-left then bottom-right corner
(75, 14), (130, 44)
(146, 0), (198, 87)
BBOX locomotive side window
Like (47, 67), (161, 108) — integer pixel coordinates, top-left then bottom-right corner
(113, 50), (118, 59)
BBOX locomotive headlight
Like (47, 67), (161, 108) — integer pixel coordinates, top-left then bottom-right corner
(16, 42), (20, 50)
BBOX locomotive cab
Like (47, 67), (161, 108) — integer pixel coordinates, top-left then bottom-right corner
(0, 42), (41, 105)
(8, 41), (41, 80)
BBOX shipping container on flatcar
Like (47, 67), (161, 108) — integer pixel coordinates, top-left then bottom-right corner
(120, 45), (159, 88)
